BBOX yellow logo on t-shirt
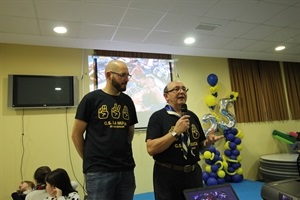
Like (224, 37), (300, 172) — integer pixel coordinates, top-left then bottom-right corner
(98, 103), (129, 128)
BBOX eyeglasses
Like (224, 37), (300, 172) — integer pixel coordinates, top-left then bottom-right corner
(165, 87), (189, 93)
(110, 71), (132, 79)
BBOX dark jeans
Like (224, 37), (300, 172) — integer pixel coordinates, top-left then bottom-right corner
(85, 170), (135, 200)
(153, 162), (203, 200)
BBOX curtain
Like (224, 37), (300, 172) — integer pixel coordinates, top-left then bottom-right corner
(229, 59), (265, 122)
(283, 62), (300, 119)
(228, 58), (288, 122)
(259, 61), (288, 121)
(93, 49), (171, 59)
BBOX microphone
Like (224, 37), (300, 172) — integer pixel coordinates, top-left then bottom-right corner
(181, 103), (188, 116)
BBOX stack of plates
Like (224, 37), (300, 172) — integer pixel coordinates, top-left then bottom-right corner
(260, 153), (299, 182)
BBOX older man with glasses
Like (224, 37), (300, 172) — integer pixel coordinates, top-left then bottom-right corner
(146, 80), (223, 200)
(72, 60), (138, 200)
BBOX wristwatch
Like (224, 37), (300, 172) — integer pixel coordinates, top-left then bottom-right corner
(171, 131), (177, 137)
(171, 131), (179, 139)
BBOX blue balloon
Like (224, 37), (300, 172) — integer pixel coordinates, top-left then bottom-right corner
(225, 174), (232, 182)
(210, 172), (218, 178)
(232, 163), (241, 169)
(208, 145), (216, 152)
(228, 167), (235, 173)
(234, 138), (241, 145)
(213, 155), (220, 162)
(232, 174), (243, 183)
(226, 133), (235, 142)
(207, 73), (218, 86)
(211, 165), (219, 172)
(207, 177), (218, 186)
(202, 172), (210, 181)
(229, 142), (237, 150)
(232, 149), (240, 156)
(229, 128), (238, 135)
(224, 149), (231, 157)
(217, 178), (226, 184)
(205, 159), (213, 165)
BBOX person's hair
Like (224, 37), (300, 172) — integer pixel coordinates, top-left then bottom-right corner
(297, 132), (300, 141)
(34, 166), (51, 184)
(45, 168), (76, 196)
(163, 85), (169, 94)
(22, 180), (35, 189)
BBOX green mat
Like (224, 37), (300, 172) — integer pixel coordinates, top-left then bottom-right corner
(272, 130), (296, 144)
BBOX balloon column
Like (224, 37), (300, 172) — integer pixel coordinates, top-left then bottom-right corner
(201, 73), (244, 186)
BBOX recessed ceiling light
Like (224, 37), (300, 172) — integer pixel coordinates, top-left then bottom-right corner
(184, 37), (195, 44)
(275, 46), (285, 51)
(53, 26), (67, 34)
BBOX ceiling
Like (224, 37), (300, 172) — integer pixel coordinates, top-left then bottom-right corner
(1, 0), (300, 62)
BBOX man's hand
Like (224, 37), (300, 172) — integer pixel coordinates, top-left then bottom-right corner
(206, 130), (224, 146)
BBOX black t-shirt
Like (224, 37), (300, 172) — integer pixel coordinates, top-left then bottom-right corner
(75, 89), (138, 173)
(146, 107), (206, 165)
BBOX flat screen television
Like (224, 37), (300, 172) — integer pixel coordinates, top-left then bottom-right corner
(8, 74), (79, 109)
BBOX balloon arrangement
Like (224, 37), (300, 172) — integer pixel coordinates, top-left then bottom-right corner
(201, 73), (244, 186)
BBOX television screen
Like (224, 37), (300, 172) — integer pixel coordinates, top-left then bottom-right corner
(87, 56), (173, 129)
(8, 75), (79, 108)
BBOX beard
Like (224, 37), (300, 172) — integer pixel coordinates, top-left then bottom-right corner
(112, 78), (127, 92)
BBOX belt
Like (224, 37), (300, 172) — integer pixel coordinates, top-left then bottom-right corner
(156, 161), (196, 173)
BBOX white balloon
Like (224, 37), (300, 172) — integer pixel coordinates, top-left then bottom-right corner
(218, 98), (236, 130)
(202, 113), (218, 136)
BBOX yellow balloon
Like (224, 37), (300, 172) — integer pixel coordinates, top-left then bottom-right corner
(236, 130), (244, 139)
(237, 145), (243, 151)
(240, 132), (244, 139)
(206, 165), (212, 173)
(205, 94), (217, 107)
(237, 155), (242, 162)
(227, 91), (239, 100)
(217, 170), (226, 178)
(215, 161), (223, 170)
(224, 141), (230, 149)
(228, 158), (238, 163)
(236, 168), (243, 175)
(225, 168), (236, 176)
(236, 130), (241, 138)
(210, 84), (219, 94)
(203, 151), (212, 159)
(222, 155), (228, 169)
(210, 152), (215, 160)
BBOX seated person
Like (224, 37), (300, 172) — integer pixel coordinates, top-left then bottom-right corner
(292, 132), (300, 177)
(11, 180), (35, 200)
(44, 168), (80, 200)
(25, 166), (51, 200)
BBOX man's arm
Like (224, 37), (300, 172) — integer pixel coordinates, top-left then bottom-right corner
(146, 115), (189, 156)
(71, 119), (87, 159)
(128, 125), (135, 142)
(146, 132), (178, 156)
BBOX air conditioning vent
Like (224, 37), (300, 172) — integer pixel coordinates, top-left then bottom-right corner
(195, 23), (219, 31)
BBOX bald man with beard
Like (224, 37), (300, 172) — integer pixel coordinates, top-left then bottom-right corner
(72, 60), (138, 200)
